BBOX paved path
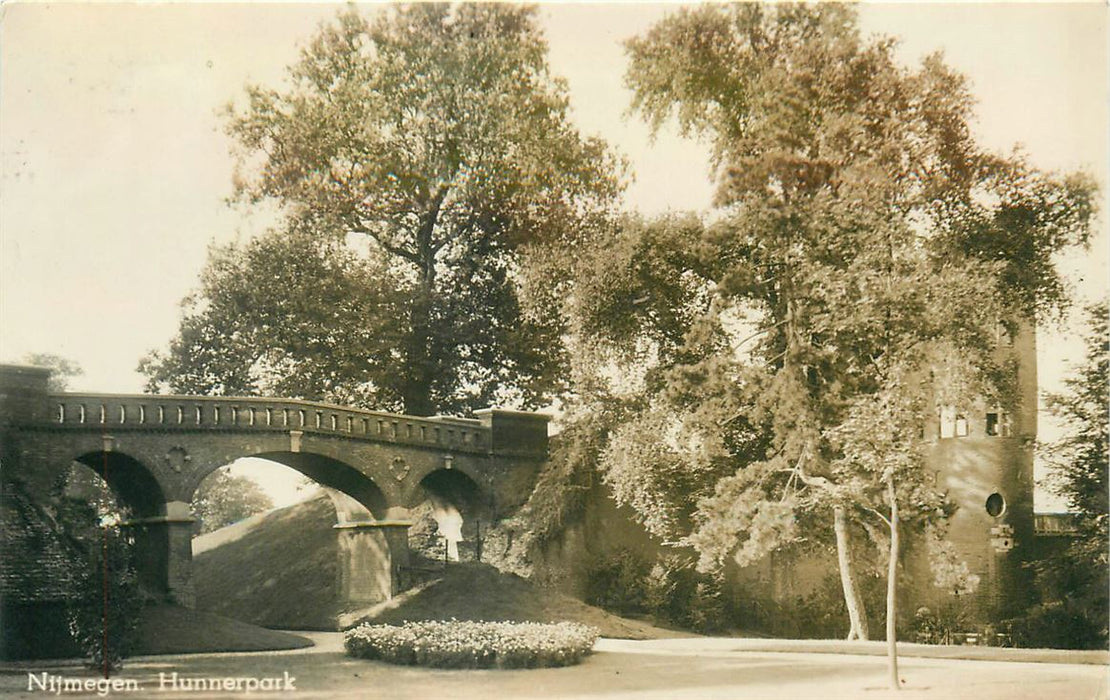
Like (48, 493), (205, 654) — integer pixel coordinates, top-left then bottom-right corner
(602, 636), (1109, 666)
(1, 635), (1105, 700)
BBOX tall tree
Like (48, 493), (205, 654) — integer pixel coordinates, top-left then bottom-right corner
(1045, 303), (1108, 549)
(607, 4), (1096, 663)
(1039, 303), (1109, 644)
(145, 4), (624, 415)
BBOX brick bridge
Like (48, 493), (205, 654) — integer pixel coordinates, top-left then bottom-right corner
(0, 364), (549, 611)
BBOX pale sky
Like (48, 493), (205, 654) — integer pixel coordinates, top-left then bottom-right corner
(1, 3), (1106, 507)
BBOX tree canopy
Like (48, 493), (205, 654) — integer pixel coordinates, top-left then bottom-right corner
(1039, 303), (1109, 643)
(1046, 303), (1109, 539)
(547, 3), (1098, 646)
(141, 231), (407, 406)
(144, 4), (624, 415)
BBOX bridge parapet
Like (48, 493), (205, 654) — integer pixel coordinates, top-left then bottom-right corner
(39, 393), (493, 454)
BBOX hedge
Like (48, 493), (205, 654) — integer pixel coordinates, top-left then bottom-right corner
(344, 620), (599, 669)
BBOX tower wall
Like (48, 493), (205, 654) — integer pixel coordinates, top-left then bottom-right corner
(923, 321), (1038, 621)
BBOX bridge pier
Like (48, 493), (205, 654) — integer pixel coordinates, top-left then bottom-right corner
(121, 501), (195, 607)
(334, 519), (410, 608)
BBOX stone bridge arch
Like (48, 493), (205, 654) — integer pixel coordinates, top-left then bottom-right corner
(69, 449), (167, 518)
(405, 468), (492, 563)
(191, 451), (390, 519)
(66, 450), (172, 595)
(0, 364), (550, 618)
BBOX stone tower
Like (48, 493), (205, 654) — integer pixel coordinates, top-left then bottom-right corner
(925, 321), (1038, 622)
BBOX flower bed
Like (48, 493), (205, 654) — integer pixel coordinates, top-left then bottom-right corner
(344, 620), (599, 669)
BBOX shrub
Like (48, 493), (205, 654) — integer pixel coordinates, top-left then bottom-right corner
(53, 493), (141, 671)
(585, 549), (652, 616)
(344, 620), (599, 669)
(732, 571), (892, 640)
(643, 555), (732, 633)
(62, 518), (141, 670)
(1005, 603), (1106, 650)
(687, 571), (731, 634)
(587, 550), (737, 633)
(643, 555), (695, 623)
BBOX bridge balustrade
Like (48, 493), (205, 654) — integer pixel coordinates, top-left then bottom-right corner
(46, 393), (490, 453)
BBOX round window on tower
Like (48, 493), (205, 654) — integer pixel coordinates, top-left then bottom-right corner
(985, 492), (1006, 518)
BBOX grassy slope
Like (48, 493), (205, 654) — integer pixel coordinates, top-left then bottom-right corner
(194, 494), (341, 630)
(134, 605), (313, 655)
(356, 562), (685, 640)
(195, 496), (684, 639)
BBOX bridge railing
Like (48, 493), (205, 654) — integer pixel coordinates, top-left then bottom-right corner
(45, 393), (490, 453)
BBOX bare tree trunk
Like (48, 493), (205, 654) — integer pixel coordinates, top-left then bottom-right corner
(834, 505), (869, 640)
(886, 477), (900, 691)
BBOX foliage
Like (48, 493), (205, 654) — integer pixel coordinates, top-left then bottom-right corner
(62, 465), (124, 526)
(143, 4), (625, 416)
(1004, 603), (1105, 650)
(643, 554), (731, 634)
(56, 497), (141, 672)
(584, 548), (733, 634)
(626, 5), (1094, 323)
(523, 408), (611, 550)
(585, 548), (652, 617)
(529, 213), (768, 548)
(24, 353), (83, 392)
(912, 603), (975, 645)
(192, 470), (274, 535)
(602, 406), (735, 543)
(140, 232), (406, 406)
(1035, 302), (1109, 645)
(557, 3), (1099, 652)
(344, 620), (598, 669)
(925, 527), (980, 597)
(1044, 303), (1109, 562)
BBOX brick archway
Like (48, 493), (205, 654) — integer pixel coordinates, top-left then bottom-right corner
(0, 364), (549, 613)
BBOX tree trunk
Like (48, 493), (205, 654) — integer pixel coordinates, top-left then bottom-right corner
(886, 477), (900, 691)
(402, 251), (438, 416)
(402, 293), (436, 416)
(400, 191), (448, 417)
(834, 505), (869, 640)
